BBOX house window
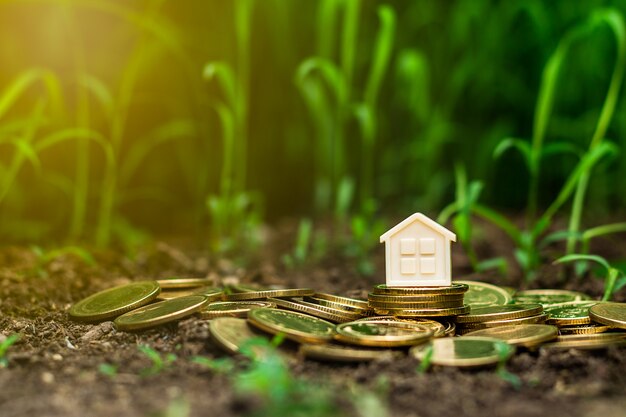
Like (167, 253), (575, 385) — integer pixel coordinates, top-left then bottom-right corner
(420, 257), (436, 274)
(400, 258), (416, 275)
(400, 238), (416, 255)
(420, 238), (435, 255)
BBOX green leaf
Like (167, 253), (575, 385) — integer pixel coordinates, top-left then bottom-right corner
(493, 137), (531, 170)
(555, 254), (611, 272)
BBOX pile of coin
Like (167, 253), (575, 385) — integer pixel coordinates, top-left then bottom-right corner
(68, 277), (626, 366)
(368, 283), (469, 317)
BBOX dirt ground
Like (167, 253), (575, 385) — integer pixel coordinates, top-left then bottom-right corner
(1, 222), (625, 417)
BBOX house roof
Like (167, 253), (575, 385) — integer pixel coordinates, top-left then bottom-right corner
(380, 212), (457, 243)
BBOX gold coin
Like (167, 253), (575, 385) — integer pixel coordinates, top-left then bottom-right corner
(374, 305), (470, 317)
(355, 316), (446, 337)
(334, 321), (433, 347)
(542, 332), (626, 350)
(559, 324), (610, 335)
(158, 287), (224, 302)
(544, 301), (598, 326)
(157, 277), (214, 289)
(311, 293), (369, 309)
(459, 313), (547, 329)
(589, 302), (626, 329)
(69, 281), (161, 322)
(270, 298), (360, 323)
(368, 299), (465, 310)
(455, 304), (543, 324)
(247, 308), (336, 344)
(455, 280), (512, 307)
(410, 337), (515, 368)
(372, 283), (468, 296)
(513, 289), (591, 306)
(461, 324), (558, 348)
(299, 343), (400, 362)
(200, 301), (276, 319)
(441, 321), (456, 337)
(368, 293), (465, 303)
(114, 295), (208, 331)
(209, 317), (271, 355)
(225, 288), (315, 301)
(303, 296), (367, 313)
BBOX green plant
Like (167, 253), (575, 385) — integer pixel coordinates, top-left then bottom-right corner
(416, 344), (433, 374)
(98, 363), (118, 378)
(0, 334), (20, 368)
(138, 345), (177, 376)
(191, 356), (235, 374)
(345, 200), (386, 276)
(494, 342), (520, 390)
(31, 245), (95, 278)
(555, 254), (626, 300)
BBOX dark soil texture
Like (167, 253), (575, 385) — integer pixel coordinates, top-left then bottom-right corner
(1, 225), (626, 417)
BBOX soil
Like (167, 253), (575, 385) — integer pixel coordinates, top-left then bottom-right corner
(1, 221), (625, 417)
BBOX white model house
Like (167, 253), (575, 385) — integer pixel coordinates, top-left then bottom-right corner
(380, 213), (456, 287)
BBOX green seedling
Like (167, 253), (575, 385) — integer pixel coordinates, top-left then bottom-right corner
(0, 334), (20, 368)
(494, 342), (521, 390)
(416, 344), (433, 374)
(138, 345), (177, 377)
(191, 356), (234, 374)
(282, 218), (313, 268)
(31, 245), (95, 278)
(345, 199), (386, 276)
(151, 396), (191, 417)
(555, 254), (626, 301)
(98, 363), (118, 378)
(348, 377), (390, 417)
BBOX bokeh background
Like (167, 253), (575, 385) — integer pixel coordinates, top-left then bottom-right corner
(1, 0), (625, 258)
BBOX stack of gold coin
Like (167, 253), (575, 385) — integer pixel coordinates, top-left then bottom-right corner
(454, 304), (546, 335)
(368, 283), (469, 317)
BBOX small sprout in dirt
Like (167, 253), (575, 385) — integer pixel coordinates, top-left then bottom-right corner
(98, 363), (118, 378)
(0, 334), (20, 368)
(31, 245), (96, 278)
(138, 345), (177, 377)
(555, 254), (626, 301)
(494, 342), (520, 390)
(416, 344), (433, 374)
(282, 218), (313, 268)
(151, 396), (190, 417)
(191, 356), (234, 374)
(349, 377), (390, 417)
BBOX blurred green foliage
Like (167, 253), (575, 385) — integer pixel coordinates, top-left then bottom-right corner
(0, 0), (625, 263)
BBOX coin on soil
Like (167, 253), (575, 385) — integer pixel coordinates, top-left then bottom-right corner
(225, 288), (315, 301)
(544, 301), (598, 326)
(542, 331), (626, 350)
(158, 287), (224, 302)
(461, 324), (558, 348)
(459, 313), (547, 330)
(589, 302), (626, 329)
(69, 281), (161, 322)
(410, 336), (515, 368)
(455, 304), (543, 324)
(209, 317), (272, 355)
(372, 283), (468, 296)
(310, 293), (369, 309)
(247, 308), (336, 344)
(269, 297), (360, 323)
(303, 296), (367, 314)
(355, 316), (446, 337)
(114, 295), (209, 331)
(513, 289), (591, 306)
(455, 280), (511, 307)
(299, 343), (400, 362)
(200, 301), (276, 319)
(334, 320), (433, 347)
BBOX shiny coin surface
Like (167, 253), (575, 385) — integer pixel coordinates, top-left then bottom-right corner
(304, 296), (367, 313)
(368, 293), (465, 303)
(559, 324), (610, 335)
(335, 321), (433, 347)
(69, 281), (161, 322)
(157, 277), (214, 289)
(247, 308), (336, 344)
(299, 343), (399, 362)
(374, 305), (470, 317)
(456, 304), (543, 324)
(455, 280), (512, 307)
(356, 316), (446, 337)
(270, 297), (359, 323)
(372, 283), (468, 295)
(225, 288), (315, 301)
(544, 301), (597, 326)
(459, 313), (547, 329)
(410, 336), (514, 368)
(114, 295), (208, 331)
(513, 289), (591, 306)
(200, 301), (276, 319)
(542, 332), (626, 350)
(158, 287), (223, 302)
(209, 317), (271, 355)
(311, 293), (369, 309)
(461, 324), (558, 348)
(369, 300), (465, 309)
(589, 302), (626, 329)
